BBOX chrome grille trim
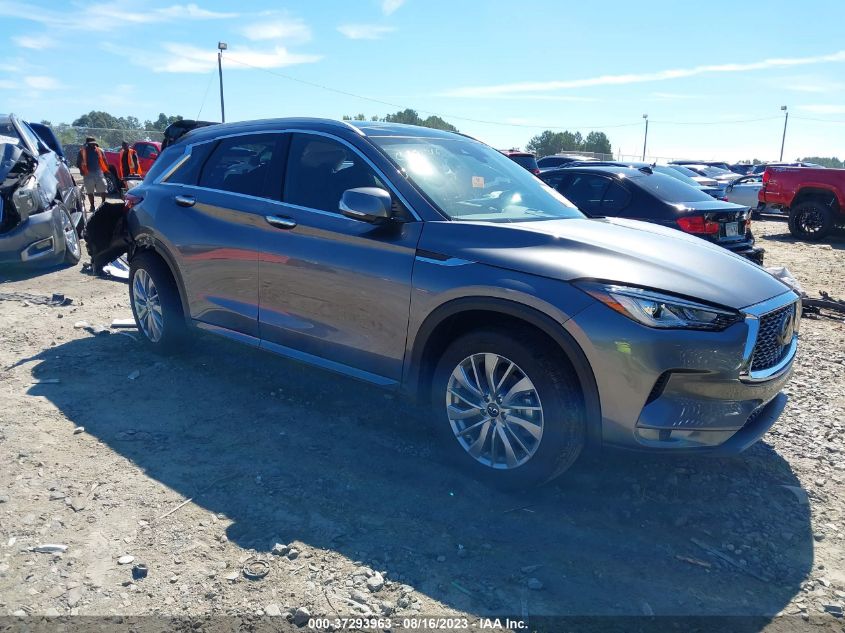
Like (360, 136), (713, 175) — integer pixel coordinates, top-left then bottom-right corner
(740, 291), (800, 383)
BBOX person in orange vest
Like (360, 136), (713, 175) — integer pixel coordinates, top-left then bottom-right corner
(118, 141), (143, 181)
(75, 136), (109, 211)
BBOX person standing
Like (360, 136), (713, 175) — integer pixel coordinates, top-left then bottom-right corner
(118, 141), (143, 181)
(76, 136), (108, 211)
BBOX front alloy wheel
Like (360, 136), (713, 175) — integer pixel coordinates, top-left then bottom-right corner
(128, 252), (188, 353)
(446, 353), (543, 469)
(432, 328), (586, 489)
(60, 207), (81, 264)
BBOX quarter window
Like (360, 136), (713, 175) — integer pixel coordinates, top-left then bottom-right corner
(198, 134), (279, 198)
(284, 134), (386, 214)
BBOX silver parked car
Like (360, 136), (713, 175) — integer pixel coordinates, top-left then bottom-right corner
(725, 174), (763, 209)
(115, 118), (799, 488)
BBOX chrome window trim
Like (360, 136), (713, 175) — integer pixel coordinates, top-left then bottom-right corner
(155, 128), (421, 221)
(739, 290), (800, 383)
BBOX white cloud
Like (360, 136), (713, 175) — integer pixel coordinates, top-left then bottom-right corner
(25, 75), (62, 90)
(241, 18), (311, 42)
(337, 24), (395, 40)
(797, 104), (845, 114)
(382, 0), (405, 15)
(444, 50), (845, 97)
(147, 43), (322, 73)
(12, 34), (57, 50)
(0, 1), (236, 31)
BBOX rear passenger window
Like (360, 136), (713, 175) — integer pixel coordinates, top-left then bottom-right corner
(198, 134), (279, 198)
(561, 174), (610, 212)
(284, 134), (386, 214)
(601, 181), (630, 212)
(165, 142), (214, 186)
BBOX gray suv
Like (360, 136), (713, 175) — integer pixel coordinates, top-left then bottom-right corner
(124, 118), (799, 488)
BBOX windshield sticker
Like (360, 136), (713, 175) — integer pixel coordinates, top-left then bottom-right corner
(472, 176), (484, 188)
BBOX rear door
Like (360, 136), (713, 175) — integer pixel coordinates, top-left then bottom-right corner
(257, 132), (421, 384)
(158, 132), (285, 338)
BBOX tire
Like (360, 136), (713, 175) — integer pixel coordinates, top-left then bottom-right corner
(788, 201), (835, 241)
(59, 205), (81, 265)
(105, 171), (121, 196)
(430, 328), (586, 489)
(128, 252), (188, 353)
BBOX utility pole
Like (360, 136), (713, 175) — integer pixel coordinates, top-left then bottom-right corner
(218, 41), (228, 123)
(779, 105), (788, 161)
(641, 114), (649, 161)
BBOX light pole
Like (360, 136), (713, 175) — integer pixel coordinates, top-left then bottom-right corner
(641, 114), (649, 160)
(779, 105), (788, 161)
(218, 41), (228, 123)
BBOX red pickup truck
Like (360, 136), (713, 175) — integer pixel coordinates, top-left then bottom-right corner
(758, 166), (845, 240)
(102, 141), (161, 193)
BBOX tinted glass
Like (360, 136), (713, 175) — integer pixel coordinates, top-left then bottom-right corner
(509, 155), (539, 171)
(561, 173), (610, 211)
(373, 136), (582, 223)
(284, 134), (387, 214)
(630, 173), (715, 202)
(198, 134), (278, 197)
(601, 181), (631, 211)
(166, 142), (215, 186)
(135, 144), (157, 159)
(537, 156), (565, 167)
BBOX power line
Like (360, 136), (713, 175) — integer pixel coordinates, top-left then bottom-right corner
(218, 55), (845, 132)
(224, 55), (641, 131)
(196, 66), (217, 120)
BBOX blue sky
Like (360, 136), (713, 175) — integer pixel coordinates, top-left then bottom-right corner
(2, 0), (844, 161)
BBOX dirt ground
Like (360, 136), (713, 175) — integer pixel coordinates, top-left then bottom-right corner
(0, 214), (844, 631)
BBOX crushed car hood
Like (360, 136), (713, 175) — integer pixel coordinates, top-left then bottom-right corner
(418, 216), (789, 310)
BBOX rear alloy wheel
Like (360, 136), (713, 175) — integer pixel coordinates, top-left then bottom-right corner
(788, 201), (834, 241)
(59, 206), (81, 265)
(432, 328), (586, 489)
(129, 252), (188, 353)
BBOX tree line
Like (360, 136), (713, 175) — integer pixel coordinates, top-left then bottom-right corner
(40, 111), (184, 148)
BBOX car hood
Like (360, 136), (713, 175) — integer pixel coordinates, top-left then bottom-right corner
(419, 217), (788, 310)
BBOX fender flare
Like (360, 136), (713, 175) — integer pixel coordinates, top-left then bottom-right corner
(130, 234), (191, 323)
(405, 296), (603, 447)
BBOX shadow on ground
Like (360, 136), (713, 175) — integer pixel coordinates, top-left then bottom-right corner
(24, 331), (812, 619)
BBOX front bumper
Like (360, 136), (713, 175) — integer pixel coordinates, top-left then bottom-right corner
(565, 290), (799, 453)
(0, 206), (65, 266)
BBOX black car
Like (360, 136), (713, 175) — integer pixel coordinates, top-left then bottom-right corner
(563, 160), (727, 200)
(0, 114), (84, 267)
(537, 154), (597, 170)
(540, 166), (763, 264)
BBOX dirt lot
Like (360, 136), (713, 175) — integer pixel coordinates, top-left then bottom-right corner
(0, 216), (844, 630)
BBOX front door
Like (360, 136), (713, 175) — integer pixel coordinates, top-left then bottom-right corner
(258, 132), (421, 384)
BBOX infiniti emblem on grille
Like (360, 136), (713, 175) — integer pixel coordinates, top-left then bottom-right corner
(777, 308), (795, 347)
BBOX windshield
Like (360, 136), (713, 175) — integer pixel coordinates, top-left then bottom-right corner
(652, 165), (701, 187)
(631, 172), (716, 203)
(700, 166), (733, 177)
(508, 154), (539, 171)
(372, 136), (584, 222)
(0, 122), (22, 146)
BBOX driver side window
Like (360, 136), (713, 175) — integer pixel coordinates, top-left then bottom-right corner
(284, 134), (388, 215)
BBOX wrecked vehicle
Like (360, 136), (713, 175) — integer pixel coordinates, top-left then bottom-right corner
(0, 114), (84, 267)
(84, 200), (131, 275)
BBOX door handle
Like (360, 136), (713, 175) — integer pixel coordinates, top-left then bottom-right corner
(174, 195), (195, 208)
(265, 215), (297, 230)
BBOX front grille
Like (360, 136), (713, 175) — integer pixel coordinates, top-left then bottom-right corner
(750, 303), (796, 371)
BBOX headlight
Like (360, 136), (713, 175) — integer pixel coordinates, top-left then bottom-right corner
(12, 175), (44, 220)
(577, 282), (742, 331)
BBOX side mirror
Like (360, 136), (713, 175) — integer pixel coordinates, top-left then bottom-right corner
(339, 187), (392, 223)
(149, 152), (159, 160)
